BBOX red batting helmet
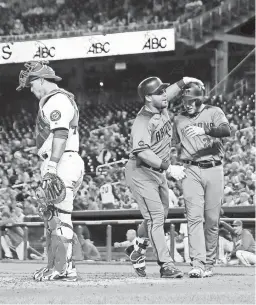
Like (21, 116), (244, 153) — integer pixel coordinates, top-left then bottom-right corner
(181, 83), (205, 105)
(16, 60), (62, 91)
(137, 77), (169, 101)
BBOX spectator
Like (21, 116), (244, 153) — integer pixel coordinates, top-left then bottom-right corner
(114, 229), (136, 248)
(12, 202), (25, 222)
(0, 211), (27, 260)
(86, 197), (99, 210)
(230, 220), (256, 266)
(236, 192), (251, 207)
(99, 177), (120, 209)
(75, 225), (101, 261)
(222, 190), (235, 207)
(0, 212), (14, 259)
(217, 225), (234, 265)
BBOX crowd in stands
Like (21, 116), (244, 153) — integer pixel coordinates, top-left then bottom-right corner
(0, 89), (255, 216)
(0, 0), (222, 38)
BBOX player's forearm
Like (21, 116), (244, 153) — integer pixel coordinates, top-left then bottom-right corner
(220, 221), (235, 235)
(137, 149), (170, 170)
(204, 123), (231, 138)
(50, 137), (67, 163)
(49, 129), (69, 165)
(166, 79), (186, 102)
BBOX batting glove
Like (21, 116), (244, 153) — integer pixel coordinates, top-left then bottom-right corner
(185, 126), (205, 137)
(167, 165), (186, 181)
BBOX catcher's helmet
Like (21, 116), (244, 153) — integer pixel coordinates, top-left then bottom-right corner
(16, 60), (62, 91)
(181, 83), (205, 106)
(138, 77), (169, 101)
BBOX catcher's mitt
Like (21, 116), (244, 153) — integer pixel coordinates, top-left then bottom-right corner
(42, 172), (66, 205)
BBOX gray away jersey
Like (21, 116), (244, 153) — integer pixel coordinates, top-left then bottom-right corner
(129, 106), (172, 162)
(172, 105), (229, 161)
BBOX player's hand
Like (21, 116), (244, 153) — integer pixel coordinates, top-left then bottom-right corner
(167, 165), (186, 181)
(183, 77), (205, 89)
(114, 242), (120, 248)
(185, 126), (205, 138)
(46, 164), (57, 175)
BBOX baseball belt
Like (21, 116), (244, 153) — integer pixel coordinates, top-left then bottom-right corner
(182, 160), (222, 169)
(42, 150), (78, 160)
(141, 162), (164, 173)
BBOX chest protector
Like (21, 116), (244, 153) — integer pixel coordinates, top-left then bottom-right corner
(35, 88), (79, 150)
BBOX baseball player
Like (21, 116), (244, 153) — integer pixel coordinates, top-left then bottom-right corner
(172, 83), (231, 278)
(99, 177), (120, 209)
(125, 76), (204, 278)
(16, 61), (84, 281)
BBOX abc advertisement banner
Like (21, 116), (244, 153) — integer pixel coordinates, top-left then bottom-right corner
(0, 28), (175, 64)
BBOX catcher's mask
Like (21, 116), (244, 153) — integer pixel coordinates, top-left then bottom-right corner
(16, 60), (62, 91)
(181, 83), (205, 107)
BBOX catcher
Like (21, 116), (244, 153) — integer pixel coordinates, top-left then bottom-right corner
(17, 61), (84, 281)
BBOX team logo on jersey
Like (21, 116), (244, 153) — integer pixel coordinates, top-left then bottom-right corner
(50, 110), (61, 121)
(138, 141), (145, 146)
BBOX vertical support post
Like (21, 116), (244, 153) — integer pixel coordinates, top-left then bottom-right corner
(77, 225), (83, 236)
(0, 228), (2, 260)
(189, 19), (193, 43)
(23, 226), (28, 261)
(199, 17), (203, 41)
(170, 224), (175, 261)
(106, 225), (112, 262)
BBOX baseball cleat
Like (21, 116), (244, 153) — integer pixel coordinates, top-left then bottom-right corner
(204, 267), (213, 277)
(125, 245), (147, 277)
(188, 267), (205, 278)
(160, 266), (183, 278)
(59, 267), (78, 282)
(33, 267), (49, 280)
(33, 267), (78, 282)
(34, 268), (60, 282)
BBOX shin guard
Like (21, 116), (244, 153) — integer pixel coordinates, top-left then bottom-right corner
(125, 238), (149, 277)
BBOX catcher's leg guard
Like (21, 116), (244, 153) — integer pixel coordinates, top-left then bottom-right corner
(33, 229), (53, 280)
(34, 212), (77, 282)
(125, 237), (149, 277)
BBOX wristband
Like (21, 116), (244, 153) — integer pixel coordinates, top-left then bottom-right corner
(48, 160), (57, 168)
(204, 124), (231, 138)
(176, 79), (186, 89)
(160, 161), (171, 170)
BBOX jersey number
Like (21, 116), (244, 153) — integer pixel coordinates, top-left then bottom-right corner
(101, 186), (109, 194)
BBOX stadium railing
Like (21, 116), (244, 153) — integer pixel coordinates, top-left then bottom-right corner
(1, 218), (255, 262)
(176, 0), (254, 45)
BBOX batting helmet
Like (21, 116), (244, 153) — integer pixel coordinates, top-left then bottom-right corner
(181, 83), (205, 106)
(16, 60), (62, 91)
(137, 77), (169, 101)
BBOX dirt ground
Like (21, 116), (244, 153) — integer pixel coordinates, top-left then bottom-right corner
(0, 261), (255, 304)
